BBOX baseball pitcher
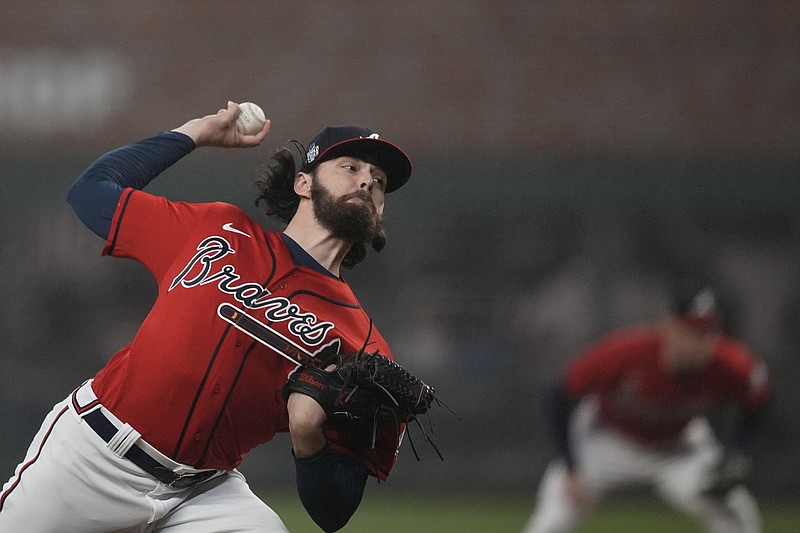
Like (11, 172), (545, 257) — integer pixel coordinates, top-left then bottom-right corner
(1, 102), (436, 532)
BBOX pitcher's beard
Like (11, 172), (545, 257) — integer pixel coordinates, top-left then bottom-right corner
(311, 181), (384, 244)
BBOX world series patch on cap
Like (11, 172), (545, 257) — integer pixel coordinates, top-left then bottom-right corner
(302, 125), (412, 193)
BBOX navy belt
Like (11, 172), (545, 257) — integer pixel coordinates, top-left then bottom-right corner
(82, 409), (217, 489)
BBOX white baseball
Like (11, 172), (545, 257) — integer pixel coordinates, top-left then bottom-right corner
(235, 102), (266, 135)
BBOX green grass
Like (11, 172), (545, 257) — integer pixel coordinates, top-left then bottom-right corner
(264, 491), (800, 533)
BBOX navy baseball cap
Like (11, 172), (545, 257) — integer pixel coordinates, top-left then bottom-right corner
(302, 125), (412, 193)
(670, 280), (721, 330)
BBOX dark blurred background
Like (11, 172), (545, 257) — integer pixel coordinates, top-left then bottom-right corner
(1, 0), (798, 502)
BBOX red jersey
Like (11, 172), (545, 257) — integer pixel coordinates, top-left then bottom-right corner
(563, 326), (769, 445)
(92, 188), (399, 478)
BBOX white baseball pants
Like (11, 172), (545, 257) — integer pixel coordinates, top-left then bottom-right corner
(521, 400), (761, 533)
(0, 383), (289, 532)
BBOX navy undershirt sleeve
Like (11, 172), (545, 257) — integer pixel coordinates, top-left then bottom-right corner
(66, 131), (195, 238)
(731, 397), (770, 455)
(549, 381), (576, 470)
(293, 446), (368, 532)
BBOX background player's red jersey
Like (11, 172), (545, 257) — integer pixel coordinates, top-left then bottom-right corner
(563, 326), (770, 444)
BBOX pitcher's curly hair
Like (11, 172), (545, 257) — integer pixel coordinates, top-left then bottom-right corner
(254, 144), (386, 269)
(254, 146), (301, 224)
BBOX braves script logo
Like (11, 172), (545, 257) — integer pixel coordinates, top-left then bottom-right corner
(169, 235), (334, 345)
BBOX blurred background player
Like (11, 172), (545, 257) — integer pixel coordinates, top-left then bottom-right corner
(521, 280), (771, 533)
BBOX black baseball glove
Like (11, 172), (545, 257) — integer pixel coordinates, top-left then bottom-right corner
(283, 349), (448, 463)
(284, 350), (435, 423)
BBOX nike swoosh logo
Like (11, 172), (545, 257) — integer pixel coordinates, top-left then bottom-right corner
(222, 222), (251, 238)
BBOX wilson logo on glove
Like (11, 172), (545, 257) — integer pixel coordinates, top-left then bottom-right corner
(297, 373), (326, 391)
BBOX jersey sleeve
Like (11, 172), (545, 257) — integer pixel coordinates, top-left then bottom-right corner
(102, 188), (236, 283)
(717, 338), (770, 412)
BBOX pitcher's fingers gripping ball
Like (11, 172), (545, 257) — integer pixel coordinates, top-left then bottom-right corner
(235, 102), (266, 135)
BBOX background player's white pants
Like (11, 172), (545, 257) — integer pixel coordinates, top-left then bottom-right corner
(521, 400), (761, 533)
(0, 388), (289, 533)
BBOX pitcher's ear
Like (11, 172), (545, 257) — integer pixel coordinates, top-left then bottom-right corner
(293, 171), (312, 198)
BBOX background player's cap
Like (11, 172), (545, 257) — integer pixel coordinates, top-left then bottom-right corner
(302, 125), (412, 193)
(670, 279), (721, 330)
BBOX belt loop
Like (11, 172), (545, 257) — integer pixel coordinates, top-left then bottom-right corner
(106, 423), (142, 458)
